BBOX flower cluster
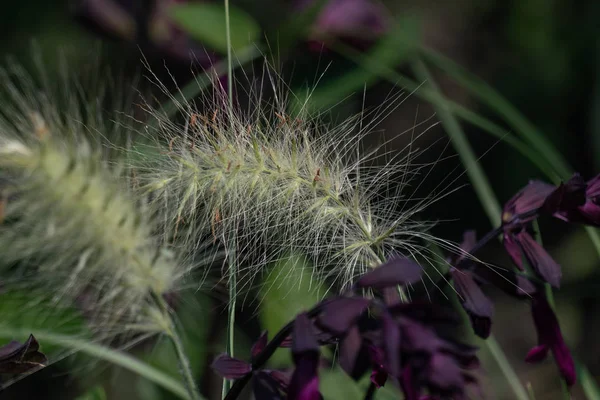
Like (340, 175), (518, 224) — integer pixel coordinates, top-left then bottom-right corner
(213, 257), (480, 400)
(446, 172), (600, 388)
(212, 172), (600, 399)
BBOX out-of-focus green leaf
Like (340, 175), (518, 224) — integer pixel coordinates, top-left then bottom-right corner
(0, 328), (191, 399)
(0, 291), (191, 399)
(144, 292), (211, 379)
(291, 16), (420, 113)
(76, 385), (107, 400)
(259, 252), (325, 366)
(168, 3), (260, 53)
(0, 291), (87, 355)
(320, 366), (402, 400)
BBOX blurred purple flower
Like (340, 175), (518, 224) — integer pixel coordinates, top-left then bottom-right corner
(288, 313), (323, 400)
(212, 334), (290, 399)
(298, 0), (390, 49)
(76, 0), (217, 65)
(525, 291), (576, 387)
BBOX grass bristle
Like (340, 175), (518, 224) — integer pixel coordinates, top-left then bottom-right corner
(0, 61), (185, 333)
(134, 64), (455, 296)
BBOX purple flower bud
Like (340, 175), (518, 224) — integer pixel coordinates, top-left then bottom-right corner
(288, 313), (323, 400)
(381, 312), (401, 378)
(525, 292), (576, 386)
(450, 268), (494, 338)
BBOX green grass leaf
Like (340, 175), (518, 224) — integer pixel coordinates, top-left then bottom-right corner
(259, 252), (325, 366)
(0, 291), (192, 399)
(291, 16), (420, 113)
(169, 3), (260, 53)
(76, 385), (107, 400)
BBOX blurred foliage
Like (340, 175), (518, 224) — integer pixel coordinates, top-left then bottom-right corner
(259, 253), (325, 366)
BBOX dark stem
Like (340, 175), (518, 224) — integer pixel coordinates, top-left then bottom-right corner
(457, 207), (540, 267)
(363, 382), (377, 400)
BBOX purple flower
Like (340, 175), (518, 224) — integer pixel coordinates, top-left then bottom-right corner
(546, 173), (600, 227)
(212, 334), (289, 399)
(450, 268), (494, 338)
(525, 292), (576, 387)
(299, 0), (390, 46)
(76, 0), (217, 64)
(502, 181), (556, 226)
(367, 345), (387, 388)
(449, 231), (494, 338)
(288, 313), (323, 400)
(501, 182), (563, 287)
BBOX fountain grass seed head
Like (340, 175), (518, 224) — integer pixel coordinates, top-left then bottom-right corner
(0, 57), (190, 334)
(133, 64), (460, 297)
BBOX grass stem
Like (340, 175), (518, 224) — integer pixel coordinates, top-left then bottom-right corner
(412, 58), (529, 400)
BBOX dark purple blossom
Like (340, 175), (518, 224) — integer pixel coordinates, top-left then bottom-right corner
(502, 181), (556, 226)
(212, 334), (289, 400)
(501, 181), (563, 287)
(448, 231), (494, 338)
(299, 0), (390, 49)
(450, 268), (494, 338)
(288, 313), (323, 400)
(317, 258), (478, 400)
(545, 173), (600, 226)
(525, 291), (576, 387)
(76, 0), (217, 64)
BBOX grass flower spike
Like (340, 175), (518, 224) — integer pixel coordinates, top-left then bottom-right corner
(0, 62), (185, 334)
(136, 68), (450, 295)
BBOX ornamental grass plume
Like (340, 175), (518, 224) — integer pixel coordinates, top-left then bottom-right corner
(0, 55), (190, 335)
(133, 64), (458, 296)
